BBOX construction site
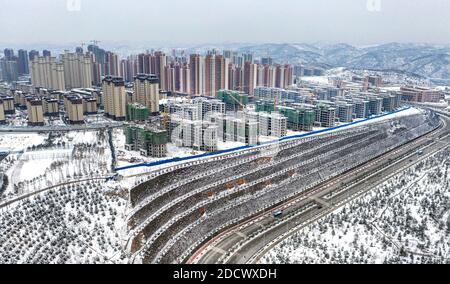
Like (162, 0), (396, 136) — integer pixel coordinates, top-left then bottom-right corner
(124, 109), (442, 264)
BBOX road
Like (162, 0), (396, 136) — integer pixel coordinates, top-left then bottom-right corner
(0, 123), (124, 133)
(0, 176), (109, 210)
(188, 113), (450, 264)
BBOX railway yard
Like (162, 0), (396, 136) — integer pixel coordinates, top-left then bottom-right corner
(193, 113), (450, 264)
(125, 109), (446, 264)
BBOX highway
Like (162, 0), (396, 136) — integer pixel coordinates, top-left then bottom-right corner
(187, 113), (450, 264)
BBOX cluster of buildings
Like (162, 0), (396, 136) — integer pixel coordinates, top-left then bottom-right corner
(0, 94), (14, 124)
(159, 96), (287, 153)
(124, 126), (168, 158)
(0, 87), (99, 126)
(1, 45), (448, 160)
(163, 97), (223, 152)
(2, 47), (294, 98)
(101, 73), (160, 122)
(0, 48), (31, 82)
(109, 50), (295, 98)
(255, 86), (402, 130)
(400, 86), (444, 103)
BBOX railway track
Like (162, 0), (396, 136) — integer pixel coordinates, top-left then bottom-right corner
(187, 113), (448, 264)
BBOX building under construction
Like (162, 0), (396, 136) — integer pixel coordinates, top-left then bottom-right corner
(256, 101), (315, 131)
(124, 126), (168, 158)
(217, 90), (249, 112)
(169, 117), (218, 152)
(127, 103), (149, 122)
(211, 112), (258, 146)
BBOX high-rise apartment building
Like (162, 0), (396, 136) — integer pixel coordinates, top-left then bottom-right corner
(225, 115), (258, 146)
(335, 102), (354, 123)
(164, 64), (176, 92)
(314, 104), (336, 128)
(0, 96), (14, 115)
(0, 59), (18, 82)
(28, 50), (39, 61)
(189, 54), (204, 95)
(243, 53), (253, 63)
(283, 65), (293, 88)
(43, 98), (59, 116)
(124, 126), (168, 158)
(215, 55), (229, 93)
(274, 64), (293, 89)
(26, 97), (44, 126)
(17, 49), (29, 75)
(105, 51), (119, 76)
(102, 76), (127, 121)
(83, 97), (98, 115)
(170, 117), (218, 152)
(133, 74), (160, 114)
(204, 54), (215, 97)
(42, 50), (51, 57)
(87, 45), (106, 74)
(30, 56), (65, 90)
(228, 64), (244, 91)
(75, 47), (84, 54)
(3, 49), (14, 60)
(0, 100), (5, 124)
(61, 52), (93, 89)
(120, 57), (137, 83)
(243, 61), (258, 96)
(64, 95), (85, 124)
(257, 112), (287, 138)
(153, 52), (167, 91)
(261, 57), (273, 65)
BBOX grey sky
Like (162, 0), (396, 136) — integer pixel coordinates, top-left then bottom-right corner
(1, 0), (450, 45)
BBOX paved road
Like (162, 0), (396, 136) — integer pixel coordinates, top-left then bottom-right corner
(189, 114), (450, 264)
(0, 123), (124, 133)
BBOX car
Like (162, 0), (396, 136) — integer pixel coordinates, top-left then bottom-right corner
(273, 211), (283, 218)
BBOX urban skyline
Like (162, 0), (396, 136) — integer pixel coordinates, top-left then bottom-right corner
(0, 46), (296, 97)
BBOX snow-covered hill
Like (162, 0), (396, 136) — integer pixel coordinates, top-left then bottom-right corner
(230, 42), (450, 80)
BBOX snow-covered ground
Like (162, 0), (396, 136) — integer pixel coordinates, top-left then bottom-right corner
(261, 147), (450, 264)
(0, 130), (113, 199)
(0, 129), (131, 264)
(217, 140), (246, 150)
(324, 69), (432, 87)
(0, 180), (129, 264)
(0, 133), (46, 152)
(300, 76), (332, 85)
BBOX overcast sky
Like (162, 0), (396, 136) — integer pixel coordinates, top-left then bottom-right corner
(1, 0), (450, 46)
